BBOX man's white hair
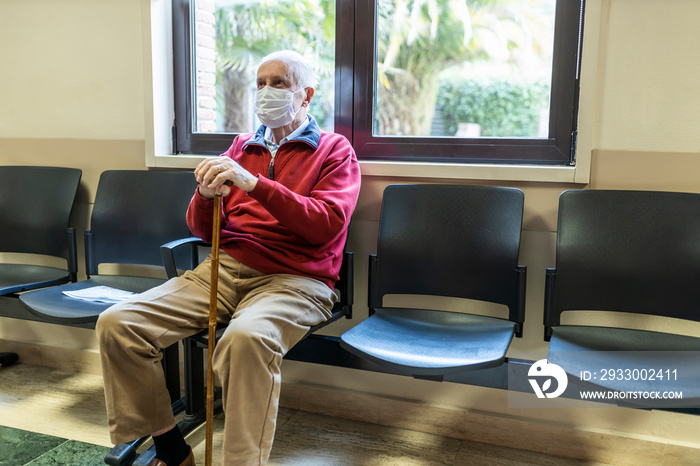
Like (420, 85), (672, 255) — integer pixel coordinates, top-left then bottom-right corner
(260, 50), (318, 89)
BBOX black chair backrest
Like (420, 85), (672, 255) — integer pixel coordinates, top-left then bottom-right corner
(86, 170), (197, 275)
(546, 189), (700, 328)
(0, 166), (81, 259)
(372, 184), (524, 319)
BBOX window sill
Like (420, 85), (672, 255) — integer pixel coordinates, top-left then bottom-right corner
(148, 153), (585, 184)
(359, 160), (580, 183)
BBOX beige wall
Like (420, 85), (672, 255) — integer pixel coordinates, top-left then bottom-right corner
(2, 0), (700, 461)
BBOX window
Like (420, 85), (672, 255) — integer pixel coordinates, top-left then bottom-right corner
(173, 0), (584, 165)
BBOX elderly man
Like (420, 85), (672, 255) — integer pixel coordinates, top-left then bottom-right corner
(96, 50), (361, 465)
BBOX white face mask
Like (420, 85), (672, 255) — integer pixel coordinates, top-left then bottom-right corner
(254, 86), (304, 129)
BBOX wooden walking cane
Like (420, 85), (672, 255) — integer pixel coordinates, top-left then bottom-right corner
(206, 192), (223, 466)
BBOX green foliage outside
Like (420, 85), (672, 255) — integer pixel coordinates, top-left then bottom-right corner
(209, 0), (554, 137)
(437, 78), (550, 137)
(374, 0), (555, 137)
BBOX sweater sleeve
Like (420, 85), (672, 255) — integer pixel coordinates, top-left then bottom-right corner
(248, 136), (361, 245)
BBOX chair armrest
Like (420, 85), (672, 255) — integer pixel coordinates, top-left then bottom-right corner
(84, 230), (96, 278)
(513, 264), (527, 338)
(543, 267), (557, 341)
(367, 254), (379, 315)
(338, 251), (354, 318)
(67, 227), (78, 282)
(160, 237), (206, 279)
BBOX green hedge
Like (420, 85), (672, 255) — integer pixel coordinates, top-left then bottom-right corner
(437, 79), (550, 137)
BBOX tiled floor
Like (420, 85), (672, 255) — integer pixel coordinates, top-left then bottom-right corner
(0, 363), (599, 465)
(0, 426), (110, 465)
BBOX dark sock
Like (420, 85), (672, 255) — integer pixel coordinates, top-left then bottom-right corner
(152, 426), (189, 465)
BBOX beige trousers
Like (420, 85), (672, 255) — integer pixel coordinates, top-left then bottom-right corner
(96, 252), (336, 465)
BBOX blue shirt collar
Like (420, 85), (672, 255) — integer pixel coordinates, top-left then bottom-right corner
(264, 117), (309, 146)
(244, 115), (321, 151)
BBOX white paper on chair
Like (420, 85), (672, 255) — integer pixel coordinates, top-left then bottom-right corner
(62, 286), (137, 304)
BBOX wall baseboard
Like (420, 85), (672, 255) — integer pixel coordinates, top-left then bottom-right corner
(0, 339), (102, 376)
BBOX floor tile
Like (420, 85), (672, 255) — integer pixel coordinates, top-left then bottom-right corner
(25, 440), (111, 466)
(268, 410), (462, 465)
(0, 426), (64, 465)
(0, 364), (110, 447)
(453, 439), (601, 466)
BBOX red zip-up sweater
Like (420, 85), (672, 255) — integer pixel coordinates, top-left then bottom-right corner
(187, 117), (361, 290)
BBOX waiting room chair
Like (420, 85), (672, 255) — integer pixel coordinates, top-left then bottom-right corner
(19, 170), (198, 444)
(0, 165), (82, 367)
(544, 189), (700, 408)
(0, 166), (82, 295)
(20, 170), (198, 327)
(340, 184), (526, 380)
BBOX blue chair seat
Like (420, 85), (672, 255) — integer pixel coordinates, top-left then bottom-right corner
(0, 264), (72, 295)
(20, 275), (166, 326)
(341, 308), (516, 376)
(548, 326), (700, 408)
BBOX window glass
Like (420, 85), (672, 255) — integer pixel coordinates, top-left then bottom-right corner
(374, 0), (555, 139)
(192, 0), (336, 135)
